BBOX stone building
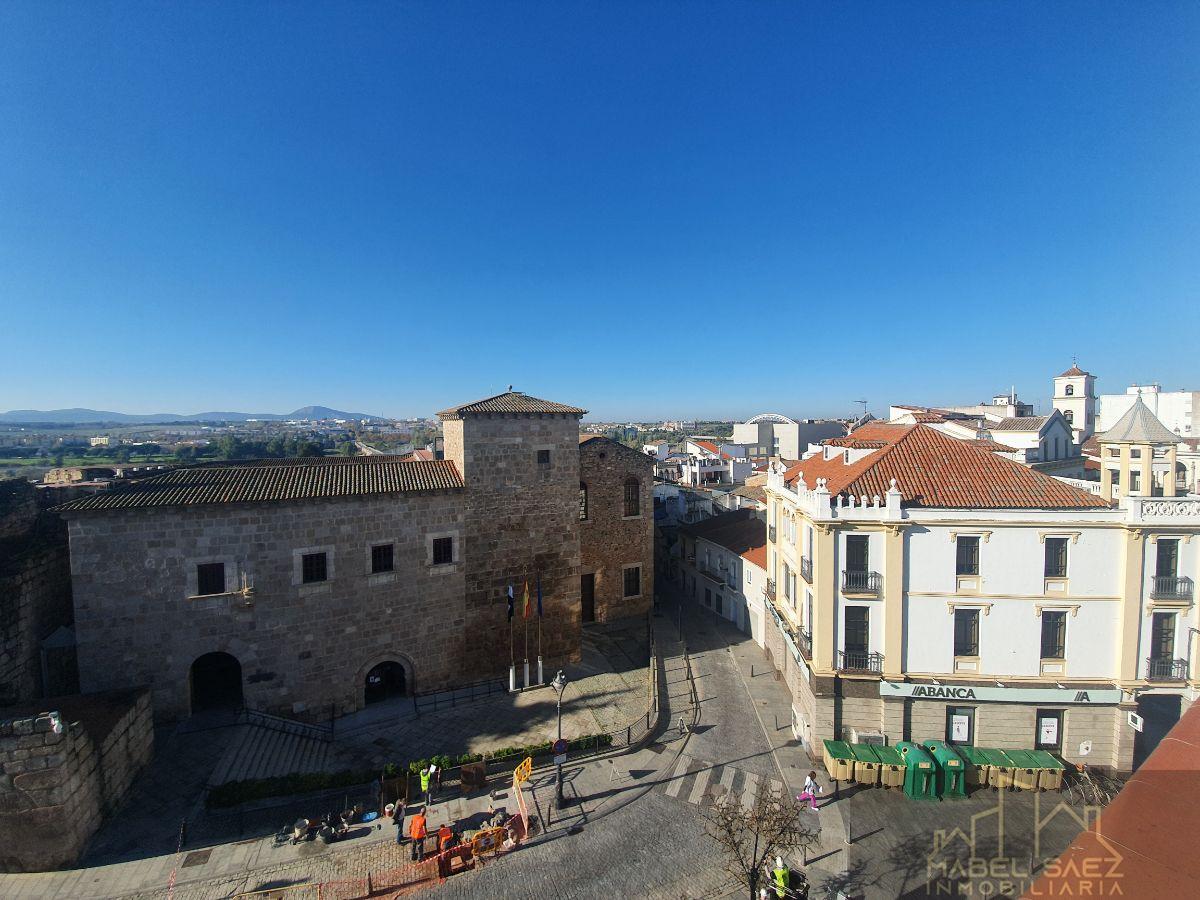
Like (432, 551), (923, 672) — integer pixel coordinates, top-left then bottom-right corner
(578, 436), (654, 623)
(56, 392), (654, 722)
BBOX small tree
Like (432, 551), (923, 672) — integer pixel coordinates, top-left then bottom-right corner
(701, 785), (819, 899)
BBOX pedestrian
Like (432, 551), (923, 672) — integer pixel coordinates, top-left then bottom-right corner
(773, 856), (790, 899)
(427, 763), (439, 803)
(795, 771), (822, 812)
(393, 804), (406, 846)
(408, 807), (428, 862)
(420, 767), (432, 806)
(677, 715), (687, 737)
(437, 822), (455, 852)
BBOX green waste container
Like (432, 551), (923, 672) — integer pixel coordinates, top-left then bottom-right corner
(874, 745), (906, 789)
(923, 740), (967, 799)
(953, 745), (990, 788)
(1006, 749), (1041, 791)
(822, 740), (854, 783)
(897, 742), (938, 800)
(981, 748), (1016, 790)
(849, 743), (881, 787)
(1029, 750), (1066, 791)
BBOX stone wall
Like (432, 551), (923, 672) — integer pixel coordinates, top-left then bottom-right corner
(0, 688), (152, 872)
(579, 439), (655, 623)
(0, 480), (75, 705)
(445, 414), (583, 677)
(65, 492), (467, 720)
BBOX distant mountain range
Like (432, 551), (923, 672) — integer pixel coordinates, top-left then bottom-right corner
(0, 406), (387, 425)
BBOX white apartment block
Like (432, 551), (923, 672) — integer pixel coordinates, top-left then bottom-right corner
(674, 510), (768, 644)
(732, 413), (845, 460)
(1099, 383), (1199, 438)
(762, 422), (1198, 772)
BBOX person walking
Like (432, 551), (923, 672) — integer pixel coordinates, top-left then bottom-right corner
(795, 771), (822, 812)
(392, 804), (406, 846)
(408, 807), (428, 862)
(420, 767), (432, 806)
(437, 822), (455, 852)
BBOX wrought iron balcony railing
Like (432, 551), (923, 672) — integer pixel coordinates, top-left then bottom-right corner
(1146, 657), (1188, 682)
(765, 579), (776, 602)
(800, 556), (813, 584)
(838, 650), (883, 674)
(798, 630), (812, 661)
(842, 570), (882, 594)
(1150, 575), (1194, 602)
(768, 525), (776, 544)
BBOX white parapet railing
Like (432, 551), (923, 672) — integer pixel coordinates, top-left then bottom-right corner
(1052, 476), (1103, 495)
(766, 465), (904, 522)
(1123, 495), (1200, 525)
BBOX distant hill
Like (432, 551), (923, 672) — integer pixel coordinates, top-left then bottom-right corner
(0, 406), (387, 425)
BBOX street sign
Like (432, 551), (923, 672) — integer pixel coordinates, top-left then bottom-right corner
(553, 738), (568, 754)
(553, 753), (567, 765)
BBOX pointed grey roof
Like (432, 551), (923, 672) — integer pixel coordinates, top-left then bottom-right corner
(1097, 398), (1181, 445)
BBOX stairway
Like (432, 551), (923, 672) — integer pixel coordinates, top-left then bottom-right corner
(207, 723), (335, 786)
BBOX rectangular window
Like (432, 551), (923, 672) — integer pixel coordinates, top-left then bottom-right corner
(844, 607), (869, 655)
(953, 608), (979, 657)
(1156, 539), (1179, 578)
(1040, 611), (1066, 659)
(624, 479), (641, 517)
(1151, 612), (1176, 660)
(196, 562), (225, 596)
(371, 543), (394, 574)
(1044, 537), (1068, 578)
(1130, 470), (1141, 492)
(783, 563), (792, 599)
(624, 566), (641, 598)
(1130, 448), (1141, 459)
(302, 552), (328, 584)
(955, 536), (980, 576)
(432, 537), (454, 566)
(1035, 710), (1063, 751)
(537, 448), (551, 466)
(846, 534), (869, 573)
(805, 590), (813, 632)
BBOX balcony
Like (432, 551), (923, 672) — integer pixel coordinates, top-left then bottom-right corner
(768, 525), (777, 544)
(800, 556), (813, 584)
(765, 579), (777, 603)
(1151, 575), (1194, 602)
(797, 630), (812, 661)
(838, 650), (883, 674)
(842, 570), (882, 595)
(1146, 657), (1188, 682)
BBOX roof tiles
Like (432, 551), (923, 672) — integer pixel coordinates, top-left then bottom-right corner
(438, 392), (586, 419)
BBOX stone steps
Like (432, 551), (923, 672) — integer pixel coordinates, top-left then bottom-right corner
(207, 723), (332, 786)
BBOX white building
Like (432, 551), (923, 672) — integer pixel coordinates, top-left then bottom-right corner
(1052, 363), (1098, 445)
(642, 441), (670, 461)
(732, 414), (845, 461)
(1099, 383), (1200, 438)
(1096, 398), (1186, 502)
(675, 510), (768, 644)
(762, 421), (1198, 772)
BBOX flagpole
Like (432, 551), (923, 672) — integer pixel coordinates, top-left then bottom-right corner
(507, 585), (516, 693)
(537, 572), (544, 686)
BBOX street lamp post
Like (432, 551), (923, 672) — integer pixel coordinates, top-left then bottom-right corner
(552, 669), (568, 809)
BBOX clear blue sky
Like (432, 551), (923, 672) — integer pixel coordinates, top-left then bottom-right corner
(2, 3), (1197, 421)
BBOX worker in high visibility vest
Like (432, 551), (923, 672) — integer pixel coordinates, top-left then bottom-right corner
(420, 768), (432, 805)
(773, 856), (789, 899)
(409, 807), (428, 861)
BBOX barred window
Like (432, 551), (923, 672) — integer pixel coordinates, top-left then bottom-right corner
(432, 537), (454, 566)
(579, 482), (588, 521)
(371, 543), (394, 574)
(955, 536), (980, 576)
(623, 566), (641, 598)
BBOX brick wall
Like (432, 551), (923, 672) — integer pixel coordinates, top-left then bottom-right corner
(579, 439), (654, 623)
(0, 688), (152, 872)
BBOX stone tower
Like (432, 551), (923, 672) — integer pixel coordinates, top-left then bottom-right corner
(439, 392), (586, 679)
(1053, 362), (1097, 446)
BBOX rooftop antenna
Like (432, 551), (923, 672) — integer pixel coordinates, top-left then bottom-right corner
(854, 399), (868, 419)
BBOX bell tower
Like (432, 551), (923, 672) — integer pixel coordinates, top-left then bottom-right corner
(1053, 360), (1097, 446)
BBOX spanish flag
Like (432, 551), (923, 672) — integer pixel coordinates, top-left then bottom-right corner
(522, 580), (531, 620)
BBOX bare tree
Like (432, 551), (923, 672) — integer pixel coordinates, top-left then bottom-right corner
(700, 784), (819, 899)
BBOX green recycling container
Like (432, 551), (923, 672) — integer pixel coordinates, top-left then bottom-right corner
(981, 748), (1016, 790)
(1006, 749), (1041, 791)
(953, 745), (990, 788)
(822, 740), (855, 783)
(896, 741), (938, 800)
(874, 745), (906, 789)
(1029, 750), (1066, 791)
(849, 743), (881, 786)
(923, 740), (967, 798)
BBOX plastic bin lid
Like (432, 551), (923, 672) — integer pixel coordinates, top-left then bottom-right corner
(1005, 749), (1040, 768)
(953, 745), (989, 763)
(896, 741), (935, 764)
(823, 740), (854, 759)
(980, 748), (1015, 767)
(874, 746), (904, 765)
(1028, 749), (1066, 770)
(849, 743), (881, 762)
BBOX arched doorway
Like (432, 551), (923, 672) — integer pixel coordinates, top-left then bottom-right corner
(190, 652), (243, 712)
(364, 661), (407, 704)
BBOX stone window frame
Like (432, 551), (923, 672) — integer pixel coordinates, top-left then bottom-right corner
(293, 545), (335, 591)
(426, 529), (461, 575)
(533, 443), (555, 478)
(622, 563), (643, 599)
(365, 538), (399, 585)
(623, 476), (642, 519)
(185, 554), (238, 600)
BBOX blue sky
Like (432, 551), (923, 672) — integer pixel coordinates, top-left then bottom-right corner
(1, 3), (1197, 421)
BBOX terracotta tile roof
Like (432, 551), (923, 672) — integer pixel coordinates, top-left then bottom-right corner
(966, 438), (1018, 452)
(783, 425), (1109, 509)
(1058, 364), (1090, 377)
(824, 437), (890, 449)
(741, 543), (767, 570)
(1081, 436), (1101, 458)
(681, 510), (766, 564)
(1024, 702), (1200, 898)
(54, 458), (463, 512)
(437, 391), (587, 419)
(409, 448), (436, 461)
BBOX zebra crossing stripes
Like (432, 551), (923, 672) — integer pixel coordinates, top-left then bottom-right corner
(740, 771), (759, 809)
(664, 754), (693, 798)
(686, 766), (713, 805)
(662, 755), (787, 810)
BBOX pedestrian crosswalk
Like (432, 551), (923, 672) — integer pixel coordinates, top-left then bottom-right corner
(661, 753), (786, 811)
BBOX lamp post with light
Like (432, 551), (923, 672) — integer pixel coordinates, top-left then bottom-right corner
(552, 669), (568, 809)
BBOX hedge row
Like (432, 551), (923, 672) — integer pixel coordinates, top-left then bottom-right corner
(208, 732), (615, 809)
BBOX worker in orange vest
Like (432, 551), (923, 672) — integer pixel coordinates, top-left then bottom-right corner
(408, 808), (428, 861)
(437, 822), (455, 852)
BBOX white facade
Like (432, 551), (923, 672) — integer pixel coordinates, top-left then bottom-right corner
(642, 441), (669, 461)
(1052, 367), (1098, 444)
(678, 532), (767, 643)
(733, 414), (845, 460)
(1099, 384), (1200, 438)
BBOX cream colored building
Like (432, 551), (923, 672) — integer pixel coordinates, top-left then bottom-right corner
(1097, 397), (1184, 502)
(763, 422), (1199, 773)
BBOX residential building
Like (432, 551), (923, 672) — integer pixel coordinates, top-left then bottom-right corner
(1096, 398), (1185, 502)
(732, 414), (845, 460)
(56, 392), (652, 722)
(675, 509), (767, 642)
(763, 422), (1199, 772)
(1099, 383), (1199, 438)
(1052, 362), (1098, 444)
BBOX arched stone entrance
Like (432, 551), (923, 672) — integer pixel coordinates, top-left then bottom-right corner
(364, 661), (407, 704)
(190, 651), (243, 712)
